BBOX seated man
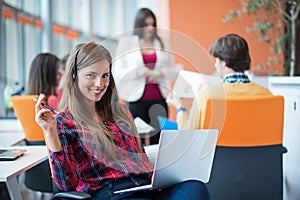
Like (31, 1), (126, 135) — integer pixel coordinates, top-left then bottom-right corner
(168, 33), (273, 129)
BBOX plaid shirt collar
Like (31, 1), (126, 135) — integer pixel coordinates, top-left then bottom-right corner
(223, 72), (251, 83)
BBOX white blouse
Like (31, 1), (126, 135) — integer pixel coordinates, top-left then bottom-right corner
(112, 35), (178, 102)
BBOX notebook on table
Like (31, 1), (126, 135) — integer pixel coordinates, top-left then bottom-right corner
(114, 129), (219, 194)
(0, 149), (26, 161)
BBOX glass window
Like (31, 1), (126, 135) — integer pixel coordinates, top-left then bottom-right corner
(24, 24), (41, 86)
(53, 34), (78, 58)
(3, 18), (20, 117)
(23, 0), (40, 16)
(71, 0), (88, 31)
(52, 0), (69, 26)
(4, 19), (20, 90)
(3, 0), (19, 8)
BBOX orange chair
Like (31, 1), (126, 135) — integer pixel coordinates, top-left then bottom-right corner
(203, 96), (285, 200)
(10, 95), (44, 143)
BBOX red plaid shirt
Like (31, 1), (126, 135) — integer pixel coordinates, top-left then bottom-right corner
(49, 109), (153, 193)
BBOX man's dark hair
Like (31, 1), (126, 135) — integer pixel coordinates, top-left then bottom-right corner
(209, 33), (251, 72)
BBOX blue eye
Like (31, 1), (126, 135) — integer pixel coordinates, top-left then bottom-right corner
(87, 74), (96, 79)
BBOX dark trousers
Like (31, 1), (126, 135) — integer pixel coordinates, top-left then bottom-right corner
(92, 175), (210, 200)
(129, 99), (168, 145)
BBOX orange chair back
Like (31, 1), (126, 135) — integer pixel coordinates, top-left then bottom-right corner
(203, 95), (284, 147)
(11, 95), (45, 142)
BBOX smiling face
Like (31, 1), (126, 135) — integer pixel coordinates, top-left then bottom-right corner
(77, 59), (110, 102)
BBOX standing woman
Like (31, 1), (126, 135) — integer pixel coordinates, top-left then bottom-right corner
(113, 8), (178, 145)
(26, 53), (62, 110)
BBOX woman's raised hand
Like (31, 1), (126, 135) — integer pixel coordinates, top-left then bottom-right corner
(35, 93), (57, 132)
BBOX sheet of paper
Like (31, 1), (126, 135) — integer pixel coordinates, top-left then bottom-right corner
(172, 70), (221, 98)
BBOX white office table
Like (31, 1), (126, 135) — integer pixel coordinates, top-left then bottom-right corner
(0, 119), (23, 132)
(0, 131), (25, 147)
(0, 145), (48, 200)
(0, 119), (25, 147)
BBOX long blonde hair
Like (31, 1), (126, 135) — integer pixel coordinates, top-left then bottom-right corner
(59, 42), (143, 160)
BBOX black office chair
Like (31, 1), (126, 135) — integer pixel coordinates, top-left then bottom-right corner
(203, 96), (285, 200)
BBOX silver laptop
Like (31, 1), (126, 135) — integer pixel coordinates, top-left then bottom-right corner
(0, 149), (26, 161)
(114, 129), (219, 194)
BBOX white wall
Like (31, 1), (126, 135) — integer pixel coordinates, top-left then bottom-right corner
(268, 76), (300, 200)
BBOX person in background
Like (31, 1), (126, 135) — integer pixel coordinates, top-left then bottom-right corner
(168, 33), (273, 129)
(56, 53), (69, 100)
(34, 42), (210, 200)
(26, 53), (62, 110)
(113, 8), (178, 145)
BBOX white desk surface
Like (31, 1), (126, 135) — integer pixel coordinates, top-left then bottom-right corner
(0, 145), (48, 182)
(0, 119), (25, 147)
(0, 145), (48, 200)
(0, 119), (23, 132)
(0, 132), (25, 147)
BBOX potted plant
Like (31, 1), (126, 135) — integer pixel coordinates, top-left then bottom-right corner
(223, 0), (300, 76)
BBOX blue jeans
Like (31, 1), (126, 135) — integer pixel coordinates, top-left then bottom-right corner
(92, 175), (210, 200)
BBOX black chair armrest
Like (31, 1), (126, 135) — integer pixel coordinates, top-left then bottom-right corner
(52, 180), (91, 199)
(282, 146), (288, 154)
(52, 191), (91, 200)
